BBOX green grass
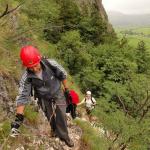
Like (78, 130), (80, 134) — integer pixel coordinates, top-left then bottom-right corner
(131, 27), (150, 35)
(0, 121), (11, 144)
(116, 26), (150, 35)
(74, 119), (109, 150)
(115, 27), (150, 50)
(24, 105), (39, 125)
(126, 36), (150, 49)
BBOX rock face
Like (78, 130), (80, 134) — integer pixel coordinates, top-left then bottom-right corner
(0, 72), (17, 121)
(93, 0), (114, 32)
(91, 0), (108, 20)
(75, 0), (114, 32)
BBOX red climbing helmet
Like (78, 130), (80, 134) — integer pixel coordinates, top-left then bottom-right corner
(20, 45), (41, 68)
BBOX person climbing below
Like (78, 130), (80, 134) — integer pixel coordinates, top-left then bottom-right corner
(10, 45), (74, 147)
(65, 89), (79, 119)
(78, 91), (96, 114)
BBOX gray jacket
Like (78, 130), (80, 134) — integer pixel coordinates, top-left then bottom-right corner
(16, 59), (67, 106)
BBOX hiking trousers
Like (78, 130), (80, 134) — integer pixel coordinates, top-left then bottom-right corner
(39, 97), (69, 141)
(66, 104), (77, 119)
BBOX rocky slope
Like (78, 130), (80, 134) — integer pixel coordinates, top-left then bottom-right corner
(0, 109), (82, 150)
(0, 71), (82, 149)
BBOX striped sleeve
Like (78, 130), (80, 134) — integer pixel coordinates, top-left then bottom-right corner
(16, 71), (31, 106)
(48, 59), (67, 80)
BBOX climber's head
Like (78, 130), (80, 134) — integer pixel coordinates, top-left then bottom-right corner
(20, 45), (41, 68)
(20, 45), (42, 73)
(86, 91), (92, 98)
(86, 91), (91, 95)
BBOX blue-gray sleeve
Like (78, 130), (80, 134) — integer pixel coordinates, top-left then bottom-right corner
(48, 59), (67, 81)
(16, 71), (31, 106)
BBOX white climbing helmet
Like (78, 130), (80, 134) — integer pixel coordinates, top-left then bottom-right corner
(86, 91), (91, 95)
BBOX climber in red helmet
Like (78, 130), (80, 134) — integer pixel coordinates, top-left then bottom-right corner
(11, 45), (74, 147)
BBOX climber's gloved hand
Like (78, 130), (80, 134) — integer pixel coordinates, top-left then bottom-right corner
(10, 113), (24, 137)
(64, 88), (70, 99)
(64, 88), (70, 96)
(65, 88), (70, 95)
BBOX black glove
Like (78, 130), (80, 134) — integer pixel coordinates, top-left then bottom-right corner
(10, 114), (24, 137)
(64, 88), (70, 98)
(65, 88), (70, 94)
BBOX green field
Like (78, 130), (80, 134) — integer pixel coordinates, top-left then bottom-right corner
(115, 27), (150, 50)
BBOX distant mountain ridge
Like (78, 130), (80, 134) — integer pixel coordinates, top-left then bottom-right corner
(107, 11), (150, 27)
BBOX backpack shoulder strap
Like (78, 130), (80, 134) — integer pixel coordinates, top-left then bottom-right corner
(42, 58), (56, 73)
(91, 97), (94, 104)
(27, 78), (35, 98)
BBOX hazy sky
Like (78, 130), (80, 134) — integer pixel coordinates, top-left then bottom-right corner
(102, 0), (150, 14)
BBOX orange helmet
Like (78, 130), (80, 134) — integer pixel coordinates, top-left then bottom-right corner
(20, 45), (41, 68)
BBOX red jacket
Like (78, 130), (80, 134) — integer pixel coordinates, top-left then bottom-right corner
(69, 90), (79, 104)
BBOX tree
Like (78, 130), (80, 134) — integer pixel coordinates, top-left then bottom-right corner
(79, 6), (107, 45)
(135, 40), (150, 73)
(0, 3), (23, 19)
(44, 0), (81, 43)
(20, 0), (60, 38)
(76, 67), (104, 96)
(57, 30), (91, 75)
